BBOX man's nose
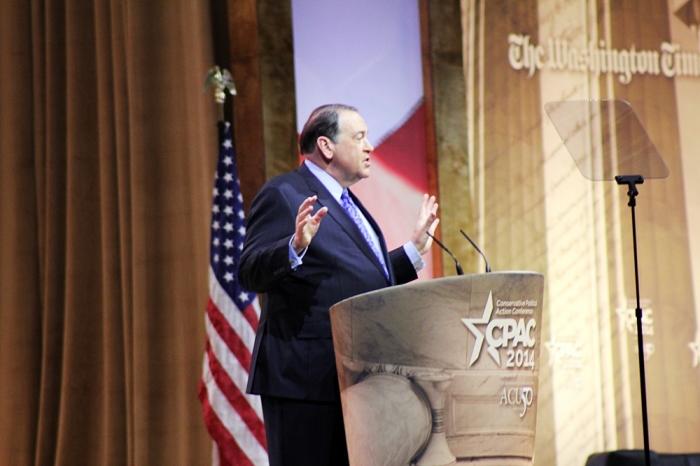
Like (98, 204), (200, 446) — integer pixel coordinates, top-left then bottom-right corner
(364, 139), (374, 152)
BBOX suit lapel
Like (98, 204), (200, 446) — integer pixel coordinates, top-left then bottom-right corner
(297, 164), (391, 283)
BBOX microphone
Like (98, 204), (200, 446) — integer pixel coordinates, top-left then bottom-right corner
(460, 229), (491, 273)
(427, 232), (463, 275)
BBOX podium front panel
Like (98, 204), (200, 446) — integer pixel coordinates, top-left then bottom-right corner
(330, 272), (544, 465)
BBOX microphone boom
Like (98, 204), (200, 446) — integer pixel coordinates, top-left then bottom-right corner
(427, 232), (464, 275)
(460, 229), (492, 273)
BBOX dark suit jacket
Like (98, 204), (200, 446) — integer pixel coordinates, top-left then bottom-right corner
(239, 162), (417, 402)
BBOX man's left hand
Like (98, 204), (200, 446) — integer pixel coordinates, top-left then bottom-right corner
(411, 194), (439, 255)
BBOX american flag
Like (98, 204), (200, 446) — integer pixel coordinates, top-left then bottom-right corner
(199, 121), (268, 466)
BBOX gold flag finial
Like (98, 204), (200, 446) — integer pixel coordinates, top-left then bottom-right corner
(204, 66), (237, 104)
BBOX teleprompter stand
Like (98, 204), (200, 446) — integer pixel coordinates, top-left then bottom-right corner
(544, 99), (669, 466)
(615, 174), (651, 465)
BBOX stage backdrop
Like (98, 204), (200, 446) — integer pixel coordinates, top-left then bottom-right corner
(291, 0), (434, 279)
(460, 0), (700, 464)
(294, 0), (700, 465)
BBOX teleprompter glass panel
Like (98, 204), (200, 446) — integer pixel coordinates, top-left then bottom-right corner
(544, 99), (669, 181)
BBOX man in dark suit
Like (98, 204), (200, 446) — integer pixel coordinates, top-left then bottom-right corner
(239, 104), (439, 465)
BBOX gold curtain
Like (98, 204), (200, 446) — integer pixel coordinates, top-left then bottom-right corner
(0, 1), (218, 464)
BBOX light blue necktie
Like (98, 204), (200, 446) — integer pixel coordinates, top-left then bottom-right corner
(340, 190), (389, 279)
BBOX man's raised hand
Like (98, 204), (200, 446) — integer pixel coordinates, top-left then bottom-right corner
(411, 194), (439, 255)
(292, 196), (328, 254)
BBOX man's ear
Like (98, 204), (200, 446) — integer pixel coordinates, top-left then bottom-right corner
(317, 136), (334, 161)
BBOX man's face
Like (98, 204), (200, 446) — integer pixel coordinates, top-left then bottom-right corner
(327, 110), (374, 188)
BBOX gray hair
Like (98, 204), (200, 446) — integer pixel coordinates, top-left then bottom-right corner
(298, 104), (358, 155)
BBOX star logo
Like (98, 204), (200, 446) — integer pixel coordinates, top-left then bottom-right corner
(544, 337), (559, 368)
(689, 338), (700, 368)
(462, 291), (494, 366)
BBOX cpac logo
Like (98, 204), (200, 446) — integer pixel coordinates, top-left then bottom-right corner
(462, 291), (537, 368)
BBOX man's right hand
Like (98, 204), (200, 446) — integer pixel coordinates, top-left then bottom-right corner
(292, 196), (328, 254)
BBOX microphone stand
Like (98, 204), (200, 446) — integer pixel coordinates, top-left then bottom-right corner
(460, 229), (491, 273)
(427, 232), (463, 275)
(615, 174), (651, 466)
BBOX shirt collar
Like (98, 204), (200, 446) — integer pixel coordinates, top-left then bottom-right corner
(304, 159), (344, 201)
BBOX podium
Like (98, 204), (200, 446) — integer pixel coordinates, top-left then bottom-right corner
(330, 272), (545, 466)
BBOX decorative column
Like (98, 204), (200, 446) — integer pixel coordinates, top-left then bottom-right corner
(413, 372), (457, 466)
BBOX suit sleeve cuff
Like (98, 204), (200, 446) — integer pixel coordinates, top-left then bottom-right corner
(403, 242), (425, 272)
(288, 235), (306, 269)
